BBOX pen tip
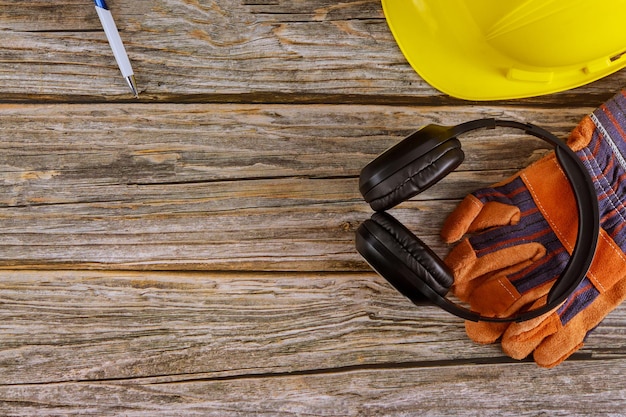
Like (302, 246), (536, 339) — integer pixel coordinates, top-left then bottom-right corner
(125, 75), (139, 98)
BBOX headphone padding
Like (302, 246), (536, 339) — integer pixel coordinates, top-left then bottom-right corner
(364, 139), (464, 211)
(365, 212), (454, 296)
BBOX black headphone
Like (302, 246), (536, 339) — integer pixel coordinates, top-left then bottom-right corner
(356, 118), (599, 323)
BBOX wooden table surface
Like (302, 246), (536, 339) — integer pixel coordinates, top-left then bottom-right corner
(2, 1), (626, 415)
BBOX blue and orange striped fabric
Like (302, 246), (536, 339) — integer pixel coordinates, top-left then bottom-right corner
(463, 90), (626, 325)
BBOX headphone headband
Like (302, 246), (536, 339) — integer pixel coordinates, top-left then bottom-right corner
(356, 119), (599, 322)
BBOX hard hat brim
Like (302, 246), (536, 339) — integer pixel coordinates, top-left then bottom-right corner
(382, 0), (626, 101)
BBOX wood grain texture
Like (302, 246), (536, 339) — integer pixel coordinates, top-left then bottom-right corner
(0, 270), (625, 416)
(0, 103), (593, 270)
(0, 0), (624, 103)
(3, 1), (626, 414)
(3, 362), (626, 417)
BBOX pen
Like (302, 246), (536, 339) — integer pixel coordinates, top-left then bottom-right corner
(93, 0), (138, 97)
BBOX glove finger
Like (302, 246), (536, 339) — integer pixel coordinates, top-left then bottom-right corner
(467, 273), (553, 318)
(501, 305), (574, 369)
(462, 270), (555, 344)
(534, 334), (584, 368)
(464, 321), (509, 345)
(446, 240), (546, 301)
(464, 287), (554, 346)
(500, 212), (626, 363)
(465, 295), (553, 344)
(441, 194), (521, 243)
(533, 278), (626, 368)
(501, 296), (560, 360)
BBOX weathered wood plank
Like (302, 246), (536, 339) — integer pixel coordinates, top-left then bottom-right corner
(3, 361), (626, 417)
(0, 270), (624, 383)
(0, 103), (595, 269)
(1, 0), (624, 102)
(0, 0), (104, 31)
(3, 1), (625, 415)
(1, 0), (369, 31)
(1, 103), (585, 183)
(0, 270), (624, 416)
(0, 270), (486, 385)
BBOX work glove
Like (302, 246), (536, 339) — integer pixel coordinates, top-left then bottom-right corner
(441, 149), (573, 343)
(441, 90), (626, 367)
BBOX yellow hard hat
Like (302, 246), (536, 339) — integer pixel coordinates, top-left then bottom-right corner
(382, 0), (626, 100)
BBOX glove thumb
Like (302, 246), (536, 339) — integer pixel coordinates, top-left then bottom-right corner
(441, 194), (521, 243)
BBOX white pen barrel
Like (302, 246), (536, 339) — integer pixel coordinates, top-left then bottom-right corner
(95, 6), (134, 77)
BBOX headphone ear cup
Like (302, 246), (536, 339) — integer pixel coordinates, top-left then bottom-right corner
(361, 138), (464, 211)
(355, 212), (454, 300)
